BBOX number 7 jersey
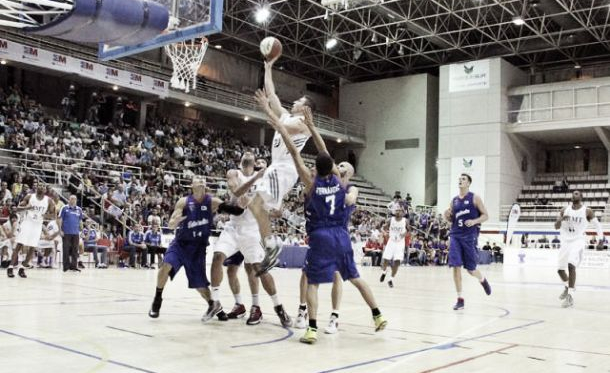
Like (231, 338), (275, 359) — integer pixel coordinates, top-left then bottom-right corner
(305, 174), (348, 235)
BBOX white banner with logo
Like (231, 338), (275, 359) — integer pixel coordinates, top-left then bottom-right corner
(450, 156), (486, 201)
(0, 38), (169, 97)
(448, 60), (490, 92)
(504, 248), (610, 269)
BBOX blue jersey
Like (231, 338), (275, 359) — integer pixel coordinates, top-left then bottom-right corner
(450, 192), (480, 237)
(305, 175), (348, 234)
(174, 194), (212, 244)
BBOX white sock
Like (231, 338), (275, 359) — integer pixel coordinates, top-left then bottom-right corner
(233, 293), (242, 305)
(390, 274), (395, 279)
(563, 281), (568, 287)
(211, 287), (220, 302)
(331, 310), (339, 318)
(8, 265), (13, 269)
(382, 269), (388, 275)
(568, 287), (575, 295)
(270, 293), (281, 307)
(479, 277), (486, 283)
(252, 294), (259, 306)
(457, 292), (463, 298)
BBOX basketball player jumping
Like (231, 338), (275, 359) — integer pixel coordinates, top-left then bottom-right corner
(148, 176), (245, 320)
(7, 183), (55, 278)
(444, 174), (491, 310)
(266, 110), (387, 344)
(250, 56), (314, 275)
(379, 207), (408, 288)
(554, 190), (603, 308)
(204, 153), (292, 327)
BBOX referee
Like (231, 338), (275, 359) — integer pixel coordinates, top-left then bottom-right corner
(58, 195), (83, 272)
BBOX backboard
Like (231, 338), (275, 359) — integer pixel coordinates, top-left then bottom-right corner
(98, 0), (223, 61)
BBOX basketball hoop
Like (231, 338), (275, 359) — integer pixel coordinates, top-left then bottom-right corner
(164, 37), (208, 93)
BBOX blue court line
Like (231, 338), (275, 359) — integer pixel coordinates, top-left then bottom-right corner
(230, 325), (294, 348)
(106, 326), (153, 338)
(0, 328), (156, 373)
(316, 320), (544, 373)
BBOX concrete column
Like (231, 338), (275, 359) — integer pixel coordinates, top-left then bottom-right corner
(139, 101), (148, 130)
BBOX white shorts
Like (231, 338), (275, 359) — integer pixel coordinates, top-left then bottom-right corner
(382, 241), (405, 261)
(254, 163), (298, 211)
(15, 221), (43, 248)
(214, 223), (264, 264)
(558, 238), (585, 270)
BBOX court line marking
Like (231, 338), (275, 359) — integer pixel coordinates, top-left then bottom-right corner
(0, 328), (156, 373)
(0, 299), (140, 307)
(316, 320), (544, 373)
(230, 325), (294, 348)
(106, 326), (153, 338)
(418, 344), (519, 373)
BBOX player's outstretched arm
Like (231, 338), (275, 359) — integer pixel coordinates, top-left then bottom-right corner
(15, 194), (32, 212)
(227, 167), (265, 198)
(554, 207), (566, 230)
(168, 197), (188, 229)
(263, 59), (288, 117)
(267, 117), (313, 190)
(303, 107), (340, 176)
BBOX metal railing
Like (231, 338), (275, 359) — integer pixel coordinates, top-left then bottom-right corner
(500, 204), (610, 222)
(0, 30), (366, 140)
(0, 149), (142, 182)
(508, 83), (610, 124)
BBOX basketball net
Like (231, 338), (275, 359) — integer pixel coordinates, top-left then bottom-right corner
(164, 37), (208, 93)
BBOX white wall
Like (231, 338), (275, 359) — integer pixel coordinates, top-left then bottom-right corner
(437, 58), (528, 222)
(339, 74), (438, 205)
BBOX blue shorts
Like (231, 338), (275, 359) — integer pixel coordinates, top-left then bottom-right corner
(223, 252), (244, 267)
(448, 235), (479, 271)
(164, 240), (210, 289)
(304, 227), (360, 284)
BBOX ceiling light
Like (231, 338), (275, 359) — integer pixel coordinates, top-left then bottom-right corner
(337, 138), (342, 143)
(214, 45), (222, 49)
(512, 16), (525, 26)
(244, 116), (250, 121)
(326, 37), (338, 50)
(254, 6), (270, 23)
(371, 33), (378, 43)
(0, 60), (6, 65)
(574, 63), (582, 69)
(574, 145), (581, 149)
(398, 45), (404, 56)
(112, 85), (119, 91)
(184, 102), (191, 107)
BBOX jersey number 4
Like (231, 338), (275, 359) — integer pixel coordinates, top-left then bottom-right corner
(325, 195), (336, 216)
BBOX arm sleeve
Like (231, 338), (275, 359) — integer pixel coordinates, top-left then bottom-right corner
(217, 203), (245, 216)
(591, 217), (604, 240)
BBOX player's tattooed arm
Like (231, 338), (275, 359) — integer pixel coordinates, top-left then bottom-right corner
(554, 207), (566, 230)
(168, 197), (187, 229)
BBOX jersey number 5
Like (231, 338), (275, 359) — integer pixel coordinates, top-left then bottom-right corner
(325, 195), (336, 216)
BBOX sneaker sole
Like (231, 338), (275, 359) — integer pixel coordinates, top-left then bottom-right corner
(299, 338), (317, 344)
(453, 306), (464, 310)
(148, 311), (159, 318)
(246, 319), (262, 325)
(228, 313), (247, 319)
(375, 321), (388, 332)
(201, 308), (222, 322)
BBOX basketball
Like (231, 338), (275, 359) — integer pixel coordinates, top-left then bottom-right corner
(260, 36), (282, 61)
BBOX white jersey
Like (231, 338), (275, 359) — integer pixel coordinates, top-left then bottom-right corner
(560, 204), (588, 241)
(22, 194), (50, 225)
(228, 170), (257, 227)
(39, 220), (60, 248)
(388, 217), (407, 242)
(271, 113), (310, 165)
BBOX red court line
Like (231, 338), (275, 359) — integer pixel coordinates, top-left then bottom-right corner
(418, 344), (519, 373)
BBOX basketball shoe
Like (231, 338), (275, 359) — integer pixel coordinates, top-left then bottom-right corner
(246, 305), (263, 325)
(227, 304), (246, 319)
(300, 327), (318, 344)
